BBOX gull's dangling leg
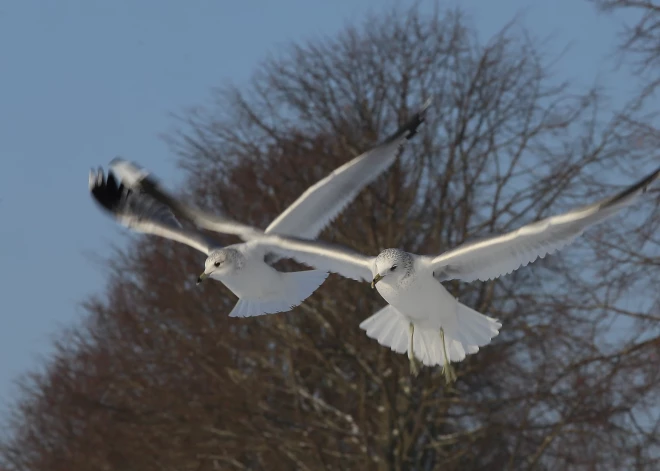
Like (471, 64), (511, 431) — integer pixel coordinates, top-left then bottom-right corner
(440, 327), (457, 385)
(408, 323), (420, 377)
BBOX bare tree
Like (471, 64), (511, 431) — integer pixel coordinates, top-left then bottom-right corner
(2, 5), (659, 471)
(591, 0), (660, 97)
(589, 0), (660, 169)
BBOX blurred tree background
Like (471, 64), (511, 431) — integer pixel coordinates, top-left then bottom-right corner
(1, 4), (659, 470)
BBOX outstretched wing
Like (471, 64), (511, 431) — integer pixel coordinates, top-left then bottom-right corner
(249, 234), (375, 282)
(430, 165), (660, 282)
(111, 98), (431, 245)
(89, 167), (218, 255)
(265, 98), (432, 238)
(109, 158), (261, 240)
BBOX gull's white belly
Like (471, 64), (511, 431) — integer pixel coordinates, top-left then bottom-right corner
(220, 262), (281, 299)
(213, 246), (284, 299)
(376, 274), (458, 331)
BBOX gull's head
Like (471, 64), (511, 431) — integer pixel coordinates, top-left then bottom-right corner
(371, 249), (413, 289)
(197, 249), (241, 284)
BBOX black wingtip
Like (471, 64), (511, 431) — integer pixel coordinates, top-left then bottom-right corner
(385, 97), (433, 144)
(642, 165), (660, 192)
(89, 167), (127, 214)
(602, 164), (660, 209)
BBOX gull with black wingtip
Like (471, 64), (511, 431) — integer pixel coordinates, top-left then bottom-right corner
(90, 99), (432, 318)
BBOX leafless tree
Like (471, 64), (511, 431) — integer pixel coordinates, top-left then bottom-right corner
(591, 0), (660, 97)
(2, 5), (659, 471)
(589, 0), (660, 162)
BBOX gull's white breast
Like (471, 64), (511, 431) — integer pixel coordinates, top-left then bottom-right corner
(376, 258), (459, 331)
(216, 243), (282, 299)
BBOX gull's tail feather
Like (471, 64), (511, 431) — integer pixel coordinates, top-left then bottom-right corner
(359, 303), (501, 366)
(228, 270), (328, 318)
(359, 305), (411, 354)
(445, 302), (502, 361)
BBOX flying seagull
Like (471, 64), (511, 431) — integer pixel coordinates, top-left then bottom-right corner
(90, 99), (431, 318)
(135, 161), (660, 382)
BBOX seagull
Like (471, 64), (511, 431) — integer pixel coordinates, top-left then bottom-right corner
(136, 162), (660, 382)
(90, 99), (431, 318)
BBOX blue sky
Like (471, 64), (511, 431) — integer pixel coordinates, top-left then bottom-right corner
(0, 0), (639, 404)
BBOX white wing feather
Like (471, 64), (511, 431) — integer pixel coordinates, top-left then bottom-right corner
(115, 99), (431, 245)
(250, 235), (375, 282)
(430, 166), (660, 282)
(265, 98), (431, 238)
(107, 157), (150, 187)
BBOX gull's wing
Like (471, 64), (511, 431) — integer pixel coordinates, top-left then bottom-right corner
(264, 98), (432, 238)
(430, 166), (660, 283)
(89, 167), (219, 255)
(109, 158), (262, 240)
(111, 98), (431, 243)
(250, 235), (374, 282)
(115, 160), (373, 272)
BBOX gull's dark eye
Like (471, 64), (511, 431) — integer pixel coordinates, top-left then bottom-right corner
(214, 262), (221, 267)
(390, 265), (398, 272)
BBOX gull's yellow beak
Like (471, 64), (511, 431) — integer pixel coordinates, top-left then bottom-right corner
(197, 272), (209, 285)
(371, 273), (383, 289)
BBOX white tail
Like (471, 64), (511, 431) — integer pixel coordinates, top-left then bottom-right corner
(359, 303), (501, 366)
(228, 269), (328, 317)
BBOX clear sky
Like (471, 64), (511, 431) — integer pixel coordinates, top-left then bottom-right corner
(0, 0), (638, 405)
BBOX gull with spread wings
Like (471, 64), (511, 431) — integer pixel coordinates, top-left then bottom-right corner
(89, 99), (431, 318)
(133, 159), (659, 383)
